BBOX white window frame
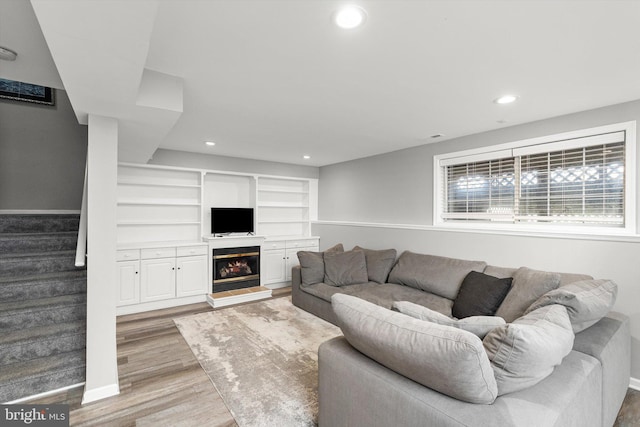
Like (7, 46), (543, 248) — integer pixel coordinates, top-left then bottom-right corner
(433, 121), (636, 236)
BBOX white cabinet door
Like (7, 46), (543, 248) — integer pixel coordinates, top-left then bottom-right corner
(116, 260), (140, 306)
(262, 249), (287, 285)
(285, 248), (299, 282)
(176, 255), (208, 297)
(285, 244), (319, 281)
(140, 258), (176, 302)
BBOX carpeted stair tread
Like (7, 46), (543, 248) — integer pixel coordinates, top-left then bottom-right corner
(0, 271), (86, 302)
(0, 251), (82, 278)
(0, 293), (86, 313)
(0, 214), (79, 234)
(0, 321), (86, 366)
(0, 351), (85, 384)
(0, 320), (86, 347)
(0, 232), (78, 255)
(0, 249), (77, 260)
(0, 269), (87, 285)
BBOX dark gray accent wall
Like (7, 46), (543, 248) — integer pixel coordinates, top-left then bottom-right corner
(149, 149), (319, 179)
(0, 89), (87, 210)
(319, 99), (640, 226)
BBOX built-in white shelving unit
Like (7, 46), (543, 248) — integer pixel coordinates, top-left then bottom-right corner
(256, 176), (317, 237)
(117, 164), (202, 244)
(116, 163), (319, 313)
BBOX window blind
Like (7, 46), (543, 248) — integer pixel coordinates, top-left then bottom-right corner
(441, 131), (626, 227)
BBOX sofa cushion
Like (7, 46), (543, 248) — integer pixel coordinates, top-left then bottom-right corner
(495, 267), (561, 322)
(452, 271), (512, 319)
(387, 251), (487, 300)
(324, 250), (369, 286)
(332, 294), (498, 404)
(353, 246), (397, 284)
(483, 304), (574, 395)
(526, 279), (618, 333)
(297, 243), (344, 285)
(393, 301), (505, 339)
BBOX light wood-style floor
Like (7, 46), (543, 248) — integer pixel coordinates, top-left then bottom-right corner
(28, 288), (291, 426)
(27, 287), (640, 426)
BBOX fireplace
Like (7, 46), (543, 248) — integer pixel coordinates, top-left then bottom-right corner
(212, 246), (260, 293)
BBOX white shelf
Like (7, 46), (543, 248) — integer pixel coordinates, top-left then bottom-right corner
(258, 188), (308, 194)
(257, 202), (309, 208)
(118, 200), (200, 206)
(257, 220), (309, 224)
(118, 221), (201, 226)
(118, 181), (201, 189)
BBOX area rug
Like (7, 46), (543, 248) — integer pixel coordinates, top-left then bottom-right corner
(174, 297), (342, 427)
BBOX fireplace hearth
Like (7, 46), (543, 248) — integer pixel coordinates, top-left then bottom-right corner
(212, 246), (260, 293)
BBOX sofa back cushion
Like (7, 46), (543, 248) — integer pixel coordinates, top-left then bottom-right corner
(526, 279), (618, 333)
(495, 267), (561, 322)
(353, 246), (397, 284)
(393, 301), (505, 339)
(388, 251), (487, 300)
(297, 243), (344, 285)
(483, 304), (574, 395)
(332, 294), (498, 404)
(324, 250), (369, 286)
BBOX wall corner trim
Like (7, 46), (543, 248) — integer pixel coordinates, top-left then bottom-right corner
(629, 377), (640, 391)
(81, 383), (120, 405)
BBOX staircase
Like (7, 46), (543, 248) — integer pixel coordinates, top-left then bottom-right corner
(0, 214), (87, 402)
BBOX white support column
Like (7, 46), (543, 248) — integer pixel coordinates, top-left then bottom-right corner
(82, 115), (120, 404)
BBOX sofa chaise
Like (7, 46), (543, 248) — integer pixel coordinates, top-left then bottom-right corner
(291, 246), (630, 427)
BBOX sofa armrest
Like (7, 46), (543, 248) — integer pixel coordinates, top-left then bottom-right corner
(572, 312), (630, 427)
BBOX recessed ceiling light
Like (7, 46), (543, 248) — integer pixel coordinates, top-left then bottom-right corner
(0, 46), (17, 61)
(494, 95), (519, 104)
(303, 155), (311, 160)
(334, 5), (367, 29)
(204, 141), (216, 146)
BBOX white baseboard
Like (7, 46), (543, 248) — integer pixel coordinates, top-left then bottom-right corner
(264, 282), (291, 290)
(5, 382), (85, 404)
(81, 383), (120, 405)
(116, 295), (207, 316)
(0, 210), (81, 214)
(630, 377), (640, 391)
(207, 289), (272, 308)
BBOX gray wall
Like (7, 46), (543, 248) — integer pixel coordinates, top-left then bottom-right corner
(149, 149), (319, 179)
(315, 99), (640, 380)
(0, 89), (87, 210)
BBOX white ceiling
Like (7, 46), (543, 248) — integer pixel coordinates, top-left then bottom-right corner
(8, 1), (640, 166)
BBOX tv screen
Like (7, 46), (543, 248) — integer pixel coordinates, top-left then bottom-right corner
(211, 208), (254, 235)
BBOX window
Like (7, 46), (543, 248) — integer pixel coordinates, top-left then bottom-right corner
(435, 122), (636, 233)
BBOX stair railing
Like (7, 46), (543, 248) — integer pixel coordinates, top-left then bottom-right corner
(75, 162), (88, 267)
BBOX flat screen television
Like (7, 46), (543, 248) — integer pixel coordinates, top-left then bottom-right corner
(211, 207), (254, 235)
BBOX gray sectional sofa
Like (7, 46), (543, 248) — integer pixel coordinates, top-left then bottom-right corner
(291, 247), (630, 427)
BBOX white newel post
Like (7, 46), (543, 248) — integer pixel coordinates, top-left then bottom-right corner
(82, 115), (120, 404)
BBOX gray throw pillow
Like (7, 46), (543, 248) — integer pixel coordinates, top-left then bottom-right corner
(452, 271), (512, 318)
(393, 301), (505, 339)
(324, 250), (369, 286)
(483, 304), (574, 396)
(495, 267), (561, 322)
(387, 251), (487, 300)
(332, 294), (498, 404)
(297, 243), (344, 285)
(353, 246), (397, 284)
(526, 279), (618, 333)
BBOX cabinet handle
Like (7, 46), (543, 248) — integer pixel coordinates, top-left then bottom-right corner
(172, 267), (175, 270)
(135, 271), (138, 274)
